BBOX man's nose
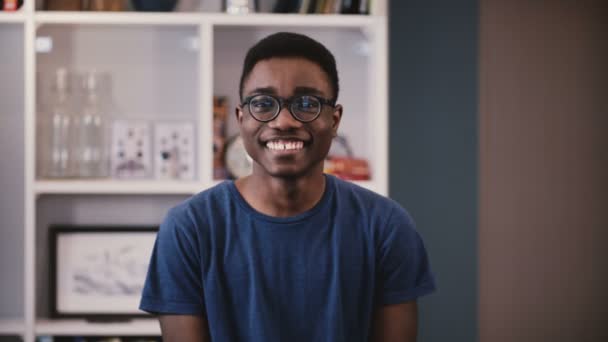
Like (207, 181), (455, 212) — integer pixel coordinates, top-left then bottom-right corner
(267, 106), (303, 130)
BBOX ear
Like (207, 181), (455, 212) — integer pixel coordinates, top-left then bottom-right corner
(331, 104), (343, 136)
(235, 105), (244, 125)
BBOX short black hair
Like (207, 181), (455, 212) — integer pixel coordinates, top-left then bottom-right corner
(239, 32), (339, 102)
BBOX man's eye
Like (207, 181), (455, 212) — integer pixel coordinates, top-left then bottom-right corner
(253, 101), (272, 107)
(295, 97), (320, 111)
(251, 98), (275, 109)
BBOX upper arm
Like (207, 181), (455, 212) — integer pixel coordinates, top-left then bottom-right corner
(372, 206), (435, 341)
(140, 212), (206, 315)
(371, 301), (418, 342)
(159, 315), (211, 342)
(376, 206), (436, 305)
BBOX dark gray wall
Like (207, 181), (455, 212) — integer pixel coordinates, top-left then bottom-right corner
(389, 1), (478, 341)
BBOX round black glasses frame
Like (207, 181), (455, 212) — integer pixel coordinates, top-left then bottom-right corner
(241, 94), (336, 123)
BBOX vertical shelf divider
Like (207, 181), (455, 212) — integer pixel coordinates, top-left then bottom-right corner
(373, 17), (388, 196)
(24, 8), (37, 342)
(362, 18), (388, 196)
(199, 21), (214, 187)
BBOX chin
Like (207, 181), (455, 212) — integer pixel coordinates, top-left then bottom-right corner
(265, 167), (307, 179)
(257, 162), (317, 180)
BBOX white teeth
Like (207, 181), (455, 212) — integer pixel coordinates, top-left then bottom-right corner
(266, 140), (304, 151)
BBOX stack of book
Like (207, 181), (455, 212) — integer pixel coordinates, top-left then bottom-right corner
(274, 0), (370, 14)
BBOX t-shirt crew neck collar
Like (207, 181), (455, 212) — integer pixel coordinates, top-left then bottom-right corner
(227, 174), (335, 224)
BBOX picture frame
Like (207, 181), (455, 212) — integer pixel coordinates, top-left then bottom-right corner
(153, 121), (196, 180)
(111, 120), (152, 179)
(49, 225), (158, 319)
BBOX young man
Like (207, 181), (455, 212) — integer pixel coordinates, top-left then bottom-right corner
(140, 32), (436, 342)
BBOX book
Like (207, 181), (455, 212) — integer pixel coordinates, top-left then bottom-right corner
(298, 0), (311, 14)
(273, 0), (301, 13)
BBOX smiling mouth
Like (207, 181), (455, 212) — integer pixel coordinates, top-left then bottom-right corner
(265, 139), (305, 152)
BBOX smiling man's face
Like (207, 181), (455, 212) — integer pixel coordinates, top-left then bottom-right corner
(237, 57), (342, 179)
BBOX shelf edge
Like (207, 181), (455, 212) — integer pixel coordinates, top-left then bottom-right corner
(33, 180), (206, 195)
(35, 318), (160, 336)
(0, 318), (24, 335)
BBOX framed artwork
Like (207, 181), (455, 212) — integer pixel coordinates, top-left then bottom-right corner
(111, 120), (152, 179)
(49, 225), (158, 319)
(153, 121), (195, 180)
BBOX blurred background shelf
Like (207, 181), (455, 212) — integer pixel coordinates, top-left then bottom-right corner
(33, 12), (375, 26)
(29, 179), (379, 195)
(35, 319), (160, 336)
(34, 180), (206, 195)
(34, 11), (203, 25)
(0, 318), (24, 335)
(0, 11), (26, 23)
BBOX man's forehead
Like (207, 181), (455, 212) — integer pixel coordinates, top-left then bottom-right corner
(243, 58), (332, 96)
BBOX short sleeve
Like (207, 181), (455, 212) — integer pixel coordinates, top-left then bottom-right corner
(139, 210), (205, 315)
(376, 206), (437, 305)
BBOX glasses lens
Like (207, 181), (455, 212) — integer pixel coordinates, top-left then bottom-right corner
(249, 95), (278, 121)
(292, 96), (321, 121)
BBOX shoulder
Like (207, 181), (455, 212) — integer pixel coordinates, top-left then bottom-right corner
(331, 175), (409, 220)
(170, 181), (232, 217)
(161, 181), (234, 235)
(330, 176), (418, 243)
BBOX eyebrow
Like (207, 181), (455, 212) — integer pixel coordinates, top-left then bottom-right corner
(247, 87), (277, 96)
(292, 86), (325, 96)
(245, 86), (326, 97)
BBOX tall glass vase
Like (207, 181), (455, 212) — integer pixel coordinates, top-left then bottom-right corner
(37, 68), (78, 178)
(74, 70), (111, 178)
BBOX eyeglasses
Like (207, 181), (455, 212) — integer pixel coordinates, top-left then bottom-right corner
(241, 94), (335, 123)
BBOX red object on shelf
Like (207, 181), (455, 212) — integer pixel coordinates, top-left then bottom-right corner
(324, 156), (371, 181)
(2, 0), (22, 11)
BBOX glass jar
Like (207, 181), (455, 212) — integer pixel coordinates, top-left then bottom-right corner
(225, 0), (256, 14)
(74, 70), (112, 178)
(37, 68), (78, 178)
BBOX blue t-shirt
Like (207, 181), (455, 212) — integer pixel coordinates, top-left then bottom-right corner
(140, 174), (436, 341)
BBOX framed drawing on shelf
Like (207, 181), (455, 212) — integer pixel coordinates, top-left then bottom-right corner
(49, 225), (158, 319)
(153, 121), (196, 180)
(111, 120), (153, 179)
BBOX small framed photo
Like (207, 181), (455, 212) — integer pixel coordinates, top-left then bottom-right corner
(111, 120), (152, 179)
(153, 121), (196, 180)
(49, 225), (158, 319)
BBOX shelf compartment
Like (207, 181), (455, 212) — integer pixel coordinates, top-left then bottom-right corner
(36, 23), (199, 122)
(34, 194), (190, 320)
(35, 23), (201, 182)
(0, 319), (24, 335)
(34, 180), (206, 195)
(35, 318), (160, 336)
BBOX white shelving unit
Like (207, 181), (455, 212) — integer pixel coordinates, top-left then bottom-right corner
(0, 1), (387, 341)
(35, 319), (160, 336)
(33, 179), (206, 195)
(0, 319), (25, 336)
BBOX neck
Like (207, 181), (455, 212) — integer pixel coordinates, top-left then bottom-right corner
(235, 168), (326, 218)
